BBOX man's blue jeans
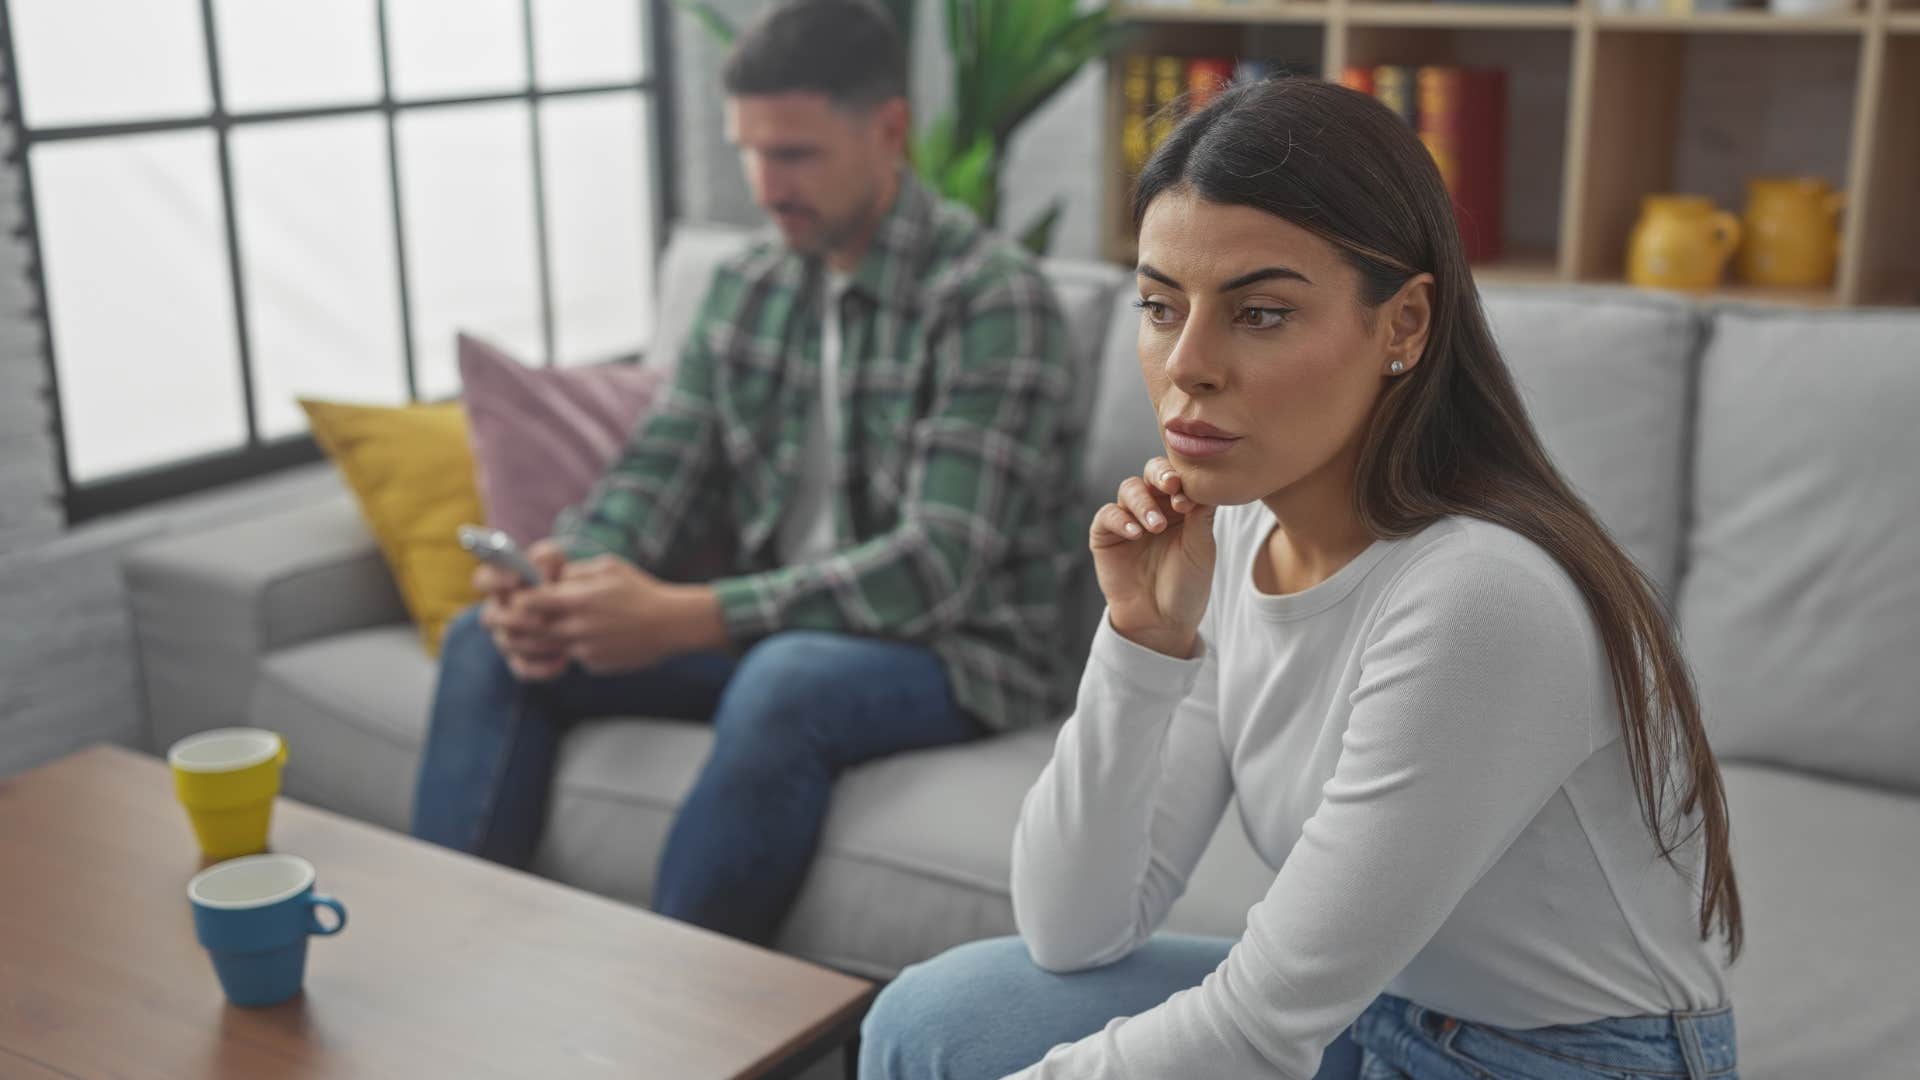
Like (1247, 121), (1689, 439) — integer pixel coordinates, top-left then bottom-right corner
(411, 607), (979, 944)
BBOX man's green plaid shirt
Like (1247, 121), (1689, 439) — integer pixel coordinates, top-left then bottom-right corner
(555, 172), (1085, 731)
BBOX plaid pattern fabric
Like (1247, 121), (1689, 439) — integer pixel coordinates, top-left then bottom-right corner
(554, 172), (1084, 731)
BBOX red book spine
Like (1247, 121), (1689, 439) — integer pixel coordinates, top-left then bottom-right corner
(1455, 68), (1507, 264)
(1340, 65), (1375, 97)
(1187, 57), (1236, 111)
(1416, 67), (1505, 264)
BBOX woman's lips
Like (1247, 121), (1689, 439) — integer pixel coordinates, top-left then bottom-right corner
(1164, 424), (1242, 459)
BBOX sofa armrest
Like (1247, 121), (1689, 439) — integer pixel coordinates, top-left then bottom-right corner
(123, 492), (408, 752)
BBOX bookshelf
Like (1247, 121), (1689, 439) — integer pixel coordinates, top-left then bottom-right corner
(1104, 0), (1920, 309)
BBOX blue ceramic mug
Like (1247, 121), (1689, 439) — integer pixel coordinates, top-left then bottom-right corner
(187, 853), (347, 1007)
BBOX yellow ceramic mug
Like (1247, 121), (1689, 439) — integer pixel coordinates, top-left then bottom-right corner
(1627, 194), (1742, 291)
(1738, 175), (1845, 288)
(168, 728), (287, 860)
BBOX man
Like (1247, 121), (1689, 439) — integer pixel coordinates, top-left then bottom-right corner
(410, 0), (1083, 946)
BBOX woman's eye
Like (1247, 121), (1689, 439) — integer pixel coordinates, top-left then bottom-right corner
(1237, 306), (1293, 330)
(1133, 299), (1176, 325)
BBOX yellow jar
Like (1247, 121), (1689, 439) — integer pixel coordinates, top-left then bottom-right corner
(1627, 195), (1742, 291)
(1737, 175), (1845, 288)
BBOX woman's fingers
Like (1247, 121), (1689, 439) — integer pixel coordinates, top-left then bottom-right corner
(1090, 502), (1145, 546)
(1118, 477), (1172, 534)
(1143, 458), (1195, 514)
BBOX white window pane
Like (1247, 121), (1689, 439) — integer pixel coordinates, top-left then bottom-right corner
(231, 117), (406, 439)
(533, 0), (646, 88)
(541, 93), (654, 365)
(33, 133), (244, 482)
(396, 103), (542, 397)
(10, 0), (209, 128)
(214, 0), (382, 113)
(384, 0), (526, 101)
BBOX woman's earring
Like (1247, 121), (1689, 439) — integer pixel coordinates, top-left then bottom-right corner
(1389, 360), (1406, 375)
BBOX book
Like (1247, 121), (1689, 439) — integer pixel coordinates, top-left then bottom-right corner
(1188, 57), (1237, 111)
(1121, 55), (1153, 179)
(1372, 66), (1418, 129)
(1417, 66), (1508, 263)
(1340, 65), (1375, 97)
(1149, 55), (1186, 153)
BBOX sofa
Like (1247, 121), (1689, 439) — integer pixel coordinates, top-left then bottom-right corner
(124, 224), (1920, 1078)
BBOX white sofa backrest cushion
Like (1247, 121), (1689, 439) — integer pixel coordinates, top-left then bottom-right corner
(1481, 285), (1702, 598)
(1679, 306), (1920, 793)
(646, 223), (754, 379)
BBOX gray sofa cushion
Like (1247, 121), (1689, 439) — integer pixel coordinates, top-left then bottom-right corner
(1723, 763), (1920, 1080)
(535, 717), (1271, 981)
(251, 624), (435, 832)
(1680, 308), (1920, 792)
(1481, 285), (1701, 597)
(125, 486), (408, 753)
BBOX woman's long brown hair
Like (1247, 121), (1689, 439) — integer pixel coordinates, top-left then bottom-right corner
(1134, 77), (1741, 958)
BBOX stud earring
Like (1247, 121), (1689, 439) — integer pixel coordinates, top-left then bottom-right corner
(1389, 360), (1406, 375)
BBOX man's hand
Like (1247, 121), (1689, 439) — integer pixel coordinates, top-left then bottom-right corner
(521, 556), (728, 675)
(476, 539), (572, 682)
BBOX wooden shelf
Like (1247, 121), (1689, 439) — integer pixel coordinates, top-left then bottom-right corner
(1104, 3), (1916, 309)
(1113, 3), (1333, 25)
(1472, 251), (1566, 286)
(1347, 3), (1578, 28)
(1594, 11), (1869, 33)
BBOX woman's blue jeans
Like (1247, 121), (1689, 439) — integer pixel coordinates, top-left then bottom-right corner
(860, 936), (1737, 1079)
(411, 607), (978, 944)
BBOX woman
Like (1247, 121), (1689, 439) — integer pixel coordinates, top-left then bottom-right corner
(859, 78), (1740, 1080)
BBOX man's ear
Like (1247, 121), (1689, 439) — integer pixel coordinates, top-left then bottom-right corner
(872, 96), (911, 158)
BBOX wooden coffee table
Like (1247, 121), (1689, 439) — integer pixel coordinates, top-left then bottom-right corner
(0, 746), (874, 1079)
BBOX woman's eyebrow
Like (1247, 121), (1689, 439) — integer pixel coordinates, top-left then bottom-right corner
(1134, 264), (1315, 292)
(1220, 266), (1314, 291)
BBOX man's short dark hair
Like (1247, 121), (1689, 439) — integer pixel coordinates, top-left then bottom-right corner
(722, 0), (907, 110)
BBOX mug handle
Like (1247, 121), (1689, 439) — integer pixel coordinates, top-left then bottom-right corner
(308, 894), (348, 936)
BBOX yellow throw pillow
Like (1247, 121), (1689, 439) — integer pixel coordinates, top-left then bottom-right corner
(300, 398), (482, 655)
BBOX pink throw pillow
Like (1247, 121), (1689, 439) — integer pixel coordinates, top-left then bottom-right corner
(457, 333), (665, 547)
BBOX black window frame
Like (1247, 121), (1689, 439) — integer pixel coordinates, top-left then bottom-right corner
(0, 0), (679, 524)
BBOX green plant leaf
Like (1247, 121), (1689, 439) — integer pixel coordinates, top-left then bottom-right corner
(1018, 201), (1064, 256)
(992, 15), (1132, 143)
(672, 0), (737, 45)
(916, 127), (999, 224)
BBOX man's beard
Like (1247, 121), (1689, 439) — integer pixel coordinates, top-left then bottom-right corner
(781, 185), (875, 256)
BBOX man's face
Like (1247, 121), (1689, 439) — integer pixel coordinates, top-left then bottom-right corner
(725, 91), (906, 255)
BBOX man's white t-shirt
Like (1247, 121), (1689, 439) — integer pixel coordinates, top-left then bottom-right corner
(778, 271), (851, 566)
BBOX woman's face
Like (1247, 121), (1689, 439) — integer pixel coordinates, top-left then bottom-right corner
(1134, 188), (1427, 510)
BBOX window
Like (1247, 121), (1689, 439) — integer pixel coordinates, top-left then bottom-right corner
(0, 0), (671, 521)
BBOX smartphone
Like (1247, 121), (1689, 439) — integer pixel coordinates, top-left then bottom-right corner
(456, 524), (543, 587)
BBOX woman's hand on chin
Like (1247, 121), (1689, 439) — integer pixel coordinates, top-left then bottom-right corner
(1089, 457), (1218, 659)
